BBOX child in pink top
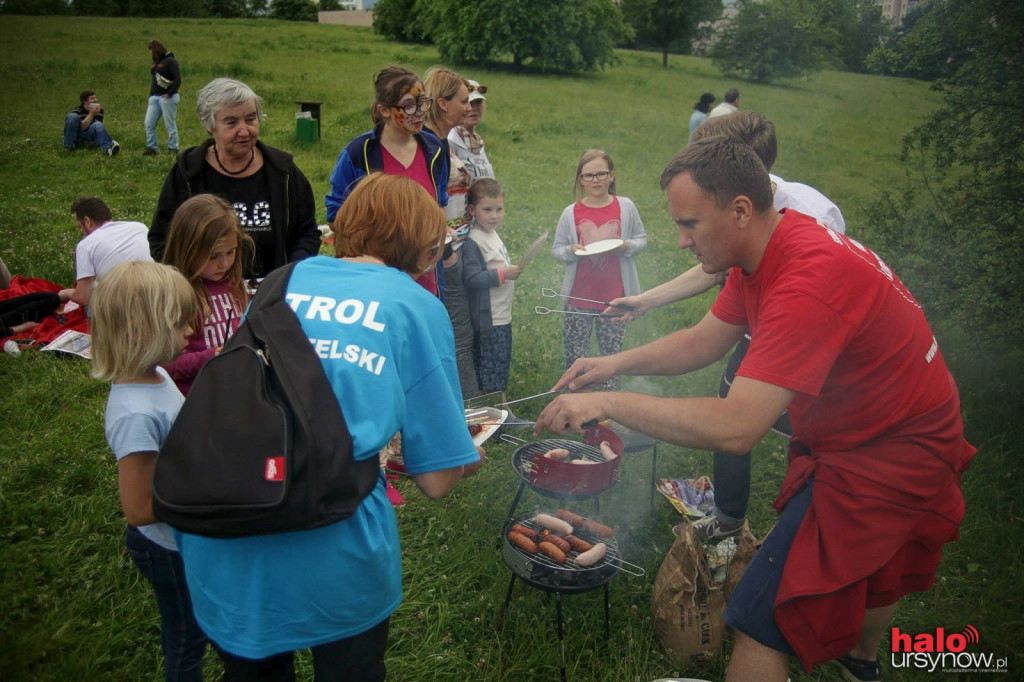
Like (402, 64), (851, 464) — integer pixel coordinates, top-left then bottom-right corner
(161, 194), (252, 395)
(551, 149), (647, 389)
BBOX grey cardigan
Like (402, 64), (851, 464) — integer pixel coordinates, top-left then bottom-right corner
(550, 195), (647, 298)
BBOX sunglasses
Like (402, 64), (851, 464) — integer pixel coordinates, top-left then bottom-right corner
(468, 84), (488, 95)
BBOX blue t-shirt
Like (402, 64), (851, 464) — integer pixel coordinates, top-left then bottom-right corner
(104, 366), (184, 551)
(177, 256), (480, 658)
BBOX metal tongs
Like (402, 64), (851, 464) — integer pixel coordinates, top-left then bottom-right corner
(540, 288), (635, 310)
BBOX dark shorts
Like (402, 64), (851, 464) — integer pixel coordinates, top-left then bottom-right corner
(724, 481), (814, 655)
(475, 323), (512, 392)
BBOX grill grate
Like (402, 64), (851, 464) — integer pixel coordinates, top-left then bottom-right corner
(502, 514), (622, 591)
(511, 439), (621, 496)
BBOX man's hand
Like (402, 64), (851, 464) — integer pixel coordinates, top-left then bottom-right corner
(602, 294), (647, 323)
(534, 392), (610, 437)
(550, 356), (619, 393)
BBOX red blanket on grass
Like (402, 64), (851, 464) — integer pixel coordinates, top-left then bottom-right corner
(772, 381), (976, 672)
(0, 275), (90, 346)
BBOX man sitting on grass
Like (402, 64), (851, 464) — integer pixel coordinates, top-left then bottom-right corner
(59, 196), (151, 308)
(535, 137), (976, 682)
(63, 90), (120, 156)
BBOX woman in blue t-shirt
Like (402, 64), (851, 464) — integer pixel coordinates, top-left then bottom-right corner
(175, 173), (484, 681)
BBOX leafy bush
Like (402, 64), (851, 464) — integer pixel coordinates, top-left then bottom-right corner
(864, 0), (1024, 343)
(372, 0), (432, 44)
(710, 0), (825, 83)
(272, 0), (316, 22)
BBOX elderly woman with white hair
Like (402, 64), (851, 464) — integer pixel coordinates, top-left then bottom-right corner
(149, 77), (320, 279)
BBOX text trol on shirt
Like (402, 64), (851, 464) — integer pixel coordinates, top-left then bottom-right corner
(285, 293), (389, 376)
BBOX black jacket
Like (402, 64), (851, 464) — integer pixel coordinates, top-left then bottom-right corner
(150, 52), (181, 97)
(149, 139), (321, 277)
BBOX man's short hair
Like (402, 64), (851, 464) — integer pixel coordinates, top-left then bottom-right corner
(71, 196), (112, 223)
(660, 136), (774, 213)
(724, 88), (740, 104)
(691, 110), (778, 171)
(79, 90), (95, 106)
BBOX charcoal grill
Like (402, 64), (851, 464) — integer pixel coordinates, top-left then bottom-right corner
(498, 512), (644, 682)
(504, 425), (625, 523)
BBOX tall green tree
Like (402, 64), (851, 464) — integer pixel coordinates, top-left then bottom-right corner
(427, 0), (632, 72)
(621, 0), (721, 67)
(372, 0), (432, 44)
(864, 0), (1024, 342)
(710, 0), (826, 83)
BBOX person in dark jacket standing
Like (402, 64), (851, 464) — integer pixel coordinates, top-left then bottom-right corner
(144, 40), (181, 156)
(149, 78), (320, 280)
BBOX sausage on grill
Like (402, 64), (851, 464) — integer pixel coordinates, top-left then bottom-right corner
(508, 531), (538, 554)
(538, 541), (567, 563)
(575, 542), (607, 567)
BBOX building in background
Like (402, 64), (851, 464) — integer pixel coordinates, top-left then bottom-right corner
(878, 0), (929, 26)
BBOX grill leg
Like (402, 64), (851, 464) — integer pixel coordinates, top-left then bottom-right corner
(649, 443), (658, 511)
(604, 583), (611, 640)
(506, 480), (526, 525)
(497, 572), (517, 631)
(556, 591), (566, 682)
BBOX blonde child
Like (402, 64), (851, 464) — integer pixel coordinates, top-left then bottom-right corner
(462, 178), (521, 404)
(161, 194), (252, 395)
(551, 149), (647, 390)
(91, 261), (207, 681)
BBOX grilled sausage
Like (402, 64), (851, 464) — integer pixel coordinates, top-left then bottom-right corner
(565, 534), (593, 553)
(534, 513), (573, 535)
(543, 534), (571, 553)
(508, 531), (538, 554)
(570, 458), (598, 465)
(510, 523), (539, 540)
(543, 448), (571, 461)
(575, 542), (607, 567)
(580, 518), (614, 537)
(538, 541), (567, 563)
(599, 440), (618, 461)
(554, 509), (584, 528)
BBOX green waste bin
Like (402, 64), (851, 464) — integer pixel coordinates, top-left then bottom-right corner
(296, 116), (318, 142)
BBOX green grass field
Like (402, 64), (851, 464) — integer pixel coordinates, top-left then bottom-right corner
(1, 14), (1021, 682)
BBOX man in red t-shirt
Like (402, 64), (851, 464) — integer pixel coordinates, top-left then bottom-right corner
(534, 138), (975, 681)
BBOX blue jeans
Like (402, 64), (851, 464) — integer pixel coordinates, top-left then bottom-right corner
(63, 113), (114, 151)
(146, 94), (180, 150)
(125, 526), (207, 682)
(712, 334), (793, 524)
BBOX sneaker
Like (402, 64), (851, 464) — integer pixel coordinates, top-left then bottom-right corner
(834, 655), (883, 682)
(385, 475), (406, 508)
(691, 514), (743, 543)
(142, 147), (158, 156)
(106, 141), (120, 156)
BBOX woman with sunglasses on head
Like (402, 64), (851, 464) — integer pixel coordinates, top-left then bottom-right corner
(551, 149), (647, 391)
(326, 66), (450, 297)
(448, 79), (495, 184)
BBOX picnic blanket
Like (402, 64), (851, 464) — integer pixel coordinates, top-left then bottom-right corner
(1, 275), (90, 346)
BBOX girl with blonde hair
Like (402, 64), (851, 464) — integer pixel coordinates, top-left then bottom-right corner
(91, 260), (208, 680)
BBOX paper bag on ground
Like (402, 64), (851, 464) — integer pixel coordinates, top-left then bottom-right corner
(725, 521), (762, 599)
(650, 521), (726, 665)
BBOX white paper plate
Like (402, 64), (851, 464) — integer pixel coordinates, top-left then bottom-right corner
(466, 407), (508, 446)
(577, 238), (623, 256)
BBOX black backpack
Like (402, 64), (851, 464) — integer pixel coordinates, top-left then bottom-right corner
(153, 262), (380, 537)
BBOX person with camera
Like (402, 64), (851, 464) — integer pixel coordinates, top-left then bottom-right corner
(63, 90), (120, 156)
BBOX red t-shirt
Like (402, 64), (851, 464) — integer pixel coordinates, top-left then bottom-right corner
(711, 209), (954, 453)
(382, 144), (439, 295)
(711, 210), (975, 670)
(569, 198), (623, 310)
